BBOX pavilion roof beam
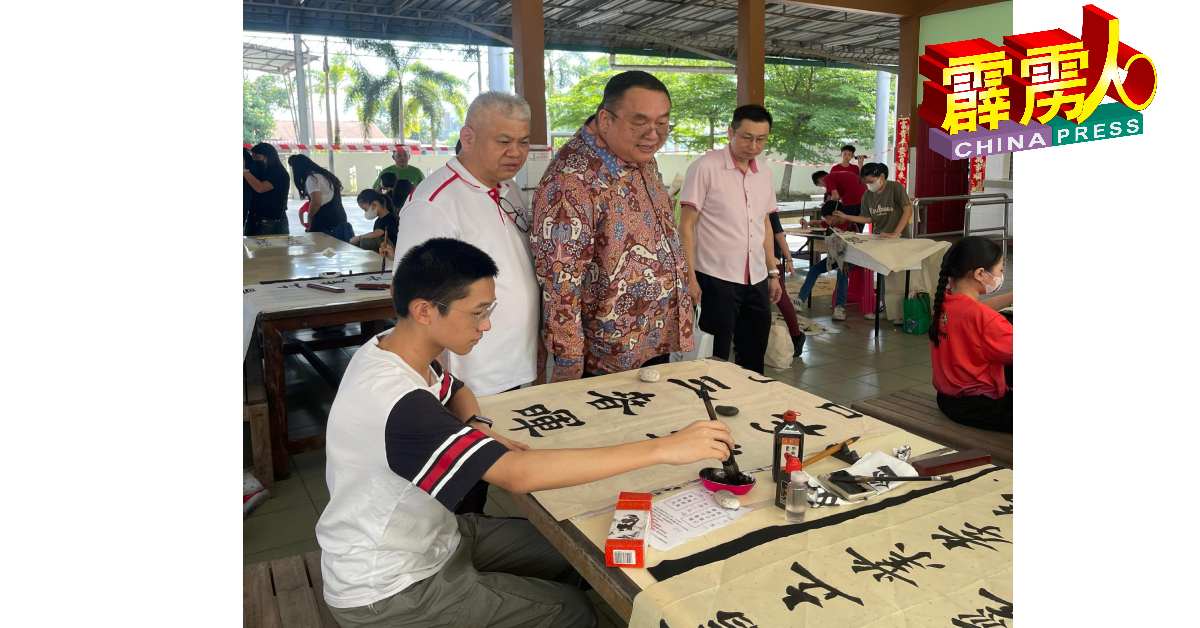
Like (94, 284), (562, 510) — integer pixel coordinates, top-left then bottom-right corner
(627, 27), (735, 64)
(776, 0), (917, 18)
(444, 16), (513, 45)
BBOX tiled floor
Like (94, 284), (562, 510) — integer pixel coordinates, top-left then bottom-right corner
(244, 245), (1012, 626)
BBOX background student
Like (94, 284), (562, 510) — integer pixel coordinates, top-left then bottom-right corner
(832, 162), (913, 323)
(928, 236), (1013, 432)
(243, 143), (291, 236)
(352, 189), (398, 253)
(288, 154), (354, 242)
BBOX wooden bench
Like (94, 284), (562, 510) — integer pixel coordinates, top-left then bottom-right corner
(244, 551), (337, 628)
(245, 338), (273, 488)
(852, 388), (1012, 468)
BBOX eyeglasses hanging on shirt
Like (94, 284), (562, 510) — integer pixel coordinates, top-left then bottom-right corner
(497, 196), (531, 234)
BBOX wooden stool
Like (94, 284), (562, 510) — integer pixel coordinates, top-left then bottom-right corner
(244, 401), (273, 489)
(244, 551), (337, 628)
(852, 388), (1012, 468)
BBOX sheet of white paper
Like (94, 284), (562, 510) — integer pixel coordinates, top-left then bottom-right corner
(834, 450), (919, 496)
(648, 487), (753, 551)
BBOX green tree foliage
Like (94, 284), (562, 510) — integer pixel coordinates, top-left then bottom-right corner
(345, 63), (396, 142)
(243, 75), (288, 143)
(765, 65), (876, 193)
(402, 61), (468, 148)
(668, 73), (738, 151)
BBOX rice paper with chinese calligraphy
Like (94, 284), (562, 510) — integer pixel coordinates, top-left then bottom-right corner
(477, 359), (888, 522)
(623, 465), (1013, 628)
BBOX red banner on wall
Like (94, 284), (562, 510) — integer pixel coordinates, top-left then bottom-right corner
(894, 116), (911, 187)
(968, 156), (987, 192)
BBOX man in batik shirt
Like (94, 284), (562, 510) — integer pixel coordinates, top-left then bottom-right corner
(531, 71), (695, 381)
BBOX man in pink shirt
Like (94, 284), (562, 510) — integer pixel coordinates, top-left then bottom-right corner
(679, 104), (785, 374)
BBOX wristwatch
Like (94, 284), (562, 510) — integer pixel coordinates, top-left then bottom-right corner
(768, 269), (781, 277)
(468, 415), (494, 428)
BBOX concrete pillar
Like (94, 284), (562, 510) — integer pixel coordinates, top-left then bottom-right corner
(736, 0), (766, 105)
(874, 71), (891, 166)
(487, 47), (509, 92)
(510, 0), (548, 146)
(293, 34), (311, 149)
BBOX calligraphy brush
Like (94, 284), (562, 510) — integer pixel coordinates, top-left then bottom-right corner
(803, 436), (861, 468)
(841, 474), (954, 483)
(699, 388), (742, 477)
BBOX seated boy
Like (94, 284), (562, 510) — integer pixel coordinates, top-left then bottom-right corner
(316, 237), (736, 627)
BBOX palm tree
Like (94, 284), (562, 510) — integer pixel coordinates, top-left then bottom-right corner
(350, 40), (448, 143)
(321, 53), (352, 145)
(345, 63), (396, 142)
(402, 62), (468, 149)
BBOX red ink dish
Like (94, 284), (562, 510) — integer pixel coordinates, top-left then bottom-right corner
(699, 467), (756, 496)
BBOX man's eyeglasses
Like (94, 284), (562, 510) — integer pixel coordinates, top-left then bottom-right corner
(432, 300), (498, 324)
(602, 108), (674, 137)
(498, 196), (530, 233)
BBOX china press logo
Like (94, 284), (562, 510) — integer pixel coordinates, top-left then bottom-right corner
(918, 3), (1157, 160)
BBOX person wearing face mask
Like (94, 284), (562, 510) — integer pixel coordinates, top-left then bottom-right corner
(678, 104), (789, 372)
(832, 162), (914, 324)
(243, 143), (292, 236)
(352, 189), (398, 253)
(531, 71), (695, 381)
(928, 236), (1013, 432)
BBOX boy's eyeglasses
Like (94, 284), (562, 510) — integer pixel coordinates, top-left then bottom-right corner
(433, 300), (498, 323)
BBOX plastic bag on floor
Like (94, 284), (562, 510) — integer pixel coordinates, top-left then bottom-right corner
(764, 317), (794, 370)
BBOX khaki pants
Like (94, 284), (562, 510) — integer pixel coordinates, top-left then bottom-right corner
(329, 515), (595, 628)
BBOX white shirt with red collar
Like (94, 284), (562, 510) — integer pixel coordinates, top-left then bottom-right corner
(392, 158), (538, 395)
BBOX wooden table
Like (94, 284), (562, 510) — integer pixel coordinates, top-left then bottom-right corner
(243, 233), (385, 285)
(477, 361), (1012, 626)
(243, 234), (394, 479)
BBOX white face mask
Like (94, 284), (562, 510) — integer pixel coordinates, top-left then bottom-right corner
(983, 271), (1004, 295)
(363, 207), (376, 220)
(867, 180), (884, 193)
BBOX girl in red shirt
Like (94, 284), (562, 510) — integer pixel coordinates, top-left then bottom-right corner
(929, 237), (1013, 432)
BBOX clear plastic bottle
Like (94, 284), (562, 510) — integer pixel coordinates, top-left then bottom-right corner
(785, 468), (811, 522)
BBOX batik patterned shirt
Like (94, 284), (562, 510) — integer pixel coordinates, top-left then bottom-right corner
(531, 124), (695, 380)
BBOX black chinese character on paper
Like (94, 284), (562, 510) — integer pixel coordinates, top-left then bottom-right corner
(818, 401), (863, 419)
(846, 543), (945, 587)
(750, 413), (826, 436)
(698, 610), (758, 628)
(932, 522), (1012, 552)
(667, 376), (731, 399)
(243, 287), (256, 294)
(507, 404), (585, 438)
(993, 494), (1012, 517)
(586, 389), (655, 415)
(747, 375), (776, 384)
(782, 561), (864, 610)
(950, 588), (1012, 628)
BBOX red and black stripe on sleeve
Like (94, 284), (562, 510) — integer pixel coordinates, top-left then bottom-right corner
(428, 361), (464, 404)
(384, 390), (507, 510)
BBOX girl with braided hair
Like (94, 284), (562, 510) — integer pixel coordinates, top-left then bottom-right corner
(929, 236), (1014, 432)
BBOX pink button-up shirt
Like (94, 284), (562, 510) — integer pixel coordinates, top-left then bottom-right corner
(679, 147), (777, 285)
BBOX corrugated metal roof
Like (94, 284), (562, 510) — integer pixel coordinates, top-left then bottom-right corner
(242, 1), (899, 70)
